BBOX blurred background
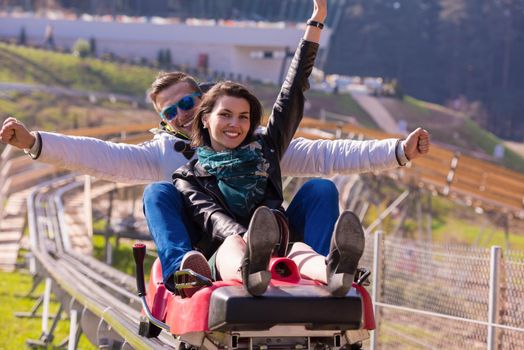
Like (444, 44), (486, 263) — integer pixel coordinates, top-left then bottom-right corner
(1, 1), (524, 349)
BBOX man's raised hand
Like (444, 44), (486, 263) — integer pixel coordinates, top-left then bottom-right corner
(0, 117), (36, 149)
(403, 127), (430, 161)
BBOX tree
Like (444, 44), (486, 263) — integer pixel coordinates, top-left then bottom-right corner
(18, 27), (27, 46)
(164, 49), (172, 68)
(157, 49), (166, 68)
(72, 39), (91, 58)
(89, 37), (97, 57)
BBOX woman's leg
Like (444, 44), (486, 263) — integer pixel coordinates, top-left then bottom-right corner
(215, 207), (280, 296)
(286, 179), (339, 256)
(215, 234), (245, 282)
(287, 211), (366, 297)
(287, 242), (328, 283)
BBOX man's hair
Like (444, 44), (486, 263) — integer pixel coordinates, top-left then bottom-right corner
(192, 81), (262, 148)
(148, 71), (201, 111)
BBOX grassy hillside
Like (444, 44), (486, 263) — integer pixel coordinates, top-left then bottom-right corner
(380, 95), (524, 173)
(0, 42), (154, 96)
(0, 42), (377, 130)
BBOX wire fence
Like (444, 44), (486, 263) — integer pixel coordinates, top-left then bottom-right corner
(360, 233), (524, 350)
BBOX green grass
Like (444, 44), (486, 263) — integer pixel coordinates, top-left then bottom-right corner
(92, 234), (156, 279)
(403, 95), (433, 117)
(432, 216), (524, 250)
(462, 119), (524, 172)
(360, 188), (524, 250)
(0, 270), (96, 350)
(0, 42), (155, 96)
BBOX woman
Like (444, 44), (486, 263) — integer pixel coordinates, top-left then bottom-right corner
(173, 81), (364, 297)
(172, 0), (364, 297)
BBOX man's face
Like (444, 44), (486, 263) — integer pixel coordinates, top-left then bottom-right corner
(155, 82), (201, 136)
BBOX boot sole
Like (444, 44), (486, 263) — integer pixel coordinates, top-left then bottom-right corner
(328, 211), (365, 297)
(246, 207), (280, 296)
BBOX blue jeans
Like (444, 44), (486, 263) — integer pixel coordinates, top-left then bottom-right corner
(286, 179), (340, 256)
(143, 179), (339, 283)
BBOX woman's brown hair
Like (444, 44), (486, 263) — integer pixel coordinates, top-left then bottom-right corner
(191, 81), (263, 148)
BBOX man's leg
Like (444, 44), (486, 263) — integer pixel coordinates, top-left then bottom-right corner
(286, 179), (339, 256)
(143, 182), (200, 285)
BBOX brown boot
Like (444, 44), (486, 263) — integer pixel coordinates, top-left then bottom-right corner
(240, 206), (280, 296)
(326, 211), (365, 297)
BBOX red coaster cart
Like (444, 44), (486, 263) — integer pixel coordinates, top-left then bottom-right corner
(133, 243), (375, 350)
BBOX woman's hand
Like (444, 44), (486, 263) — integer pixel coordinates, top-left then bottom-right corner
(304, 0), (327, 43)
(310, 0), (327, 23)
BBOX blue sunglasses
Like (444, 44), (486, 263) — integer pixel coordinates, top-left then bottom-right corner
(159, 92), (201, 121)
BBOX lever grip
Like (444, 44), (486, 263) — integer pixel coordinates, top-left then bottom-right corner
(133, 243), (147, 297)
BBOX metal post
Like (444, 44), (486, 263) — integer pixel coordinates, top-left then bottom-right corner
(365, 190), (410, 234)
(416, 191), (423, 241)
(84, 175), (93, 238)
(487, 246), (502, 350)
(370, 231), (384, 350)
(426, 193), (433, 243)
(42, 277), (52, 334)
(106, 239), (113, 266)
(68, 310), (78, 350)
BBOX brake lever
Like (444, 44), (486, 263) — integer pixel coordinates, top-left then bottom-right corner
(356, 268), (371, 286)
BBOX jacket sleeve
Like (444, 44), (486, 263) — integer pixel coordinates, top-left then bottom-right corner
(37, 131), (187, 183)
(265, 39), (319, 159)
(172, 174), (247, 254)
(280, 137), (400, 177)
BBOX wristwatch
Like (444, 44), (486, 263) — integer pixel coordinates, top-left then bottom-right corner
(306, 19), (324, 29)
(23, 131), (42, 159)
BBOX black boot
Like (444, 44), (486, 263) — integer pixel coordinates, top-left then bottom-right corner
(241, 206), (280, 296)
(326, 211), (365, 297)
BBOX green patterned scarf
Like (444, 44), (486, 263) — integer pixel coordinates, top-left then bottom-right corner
(197, 140), (269, 219)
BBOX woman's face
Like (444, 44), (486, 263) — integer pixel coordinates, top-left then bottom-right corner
(203, 95), (251, 151)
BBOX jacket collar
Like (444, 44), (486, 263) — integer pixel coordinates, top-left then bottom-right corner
(150, 121), (191, 141)
(192, 161), (213, 177)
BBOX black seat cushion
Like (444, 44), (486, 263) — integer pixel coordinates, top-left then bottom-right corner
(208, 285), (362, 331)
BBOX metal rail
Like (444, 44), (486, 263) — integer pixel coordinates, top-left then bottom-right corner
(25, 176), (176, 349)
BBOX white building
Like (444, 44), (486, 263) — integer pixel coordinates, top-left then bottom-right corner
(0, 15), (331, 84)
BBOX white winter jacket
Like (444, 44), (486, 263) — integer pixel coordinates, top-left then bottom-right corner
(36, 130), (401, 184)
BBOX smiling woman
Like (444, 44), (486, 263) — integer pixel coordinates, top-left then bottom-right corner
(191, 81), (262, 151)
(203, 95), (251, 151)
(169, 7), (330, 296)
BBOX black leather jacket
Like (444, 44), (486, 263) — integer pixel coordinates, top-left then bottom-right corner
(172, 39), (319, 258)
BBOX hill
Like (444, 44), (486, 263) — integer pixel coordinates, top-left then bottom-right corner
(379, 95), (524, 172)
(0, 42), (377, 133)
(0, 42), (154, 96)
(1, 42), (523, 173)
